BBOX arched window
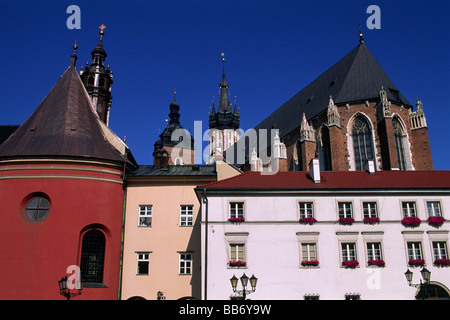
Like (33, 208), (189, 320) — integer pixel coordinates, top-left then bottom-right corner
(393, 117), (407, 171)
(80, 229), (106, 284)
(318, 126), (332, 171)
(293, 140), (303, 171)
(352, 115), (375, 171)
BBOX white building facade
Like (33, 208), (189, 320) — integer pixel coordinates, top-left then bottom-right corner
(197, 161), (450, 300)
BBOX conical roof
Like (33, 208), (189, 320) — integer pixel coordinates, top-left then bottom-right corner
(0, 66), (129, 164)
(254, 42), (412, 138)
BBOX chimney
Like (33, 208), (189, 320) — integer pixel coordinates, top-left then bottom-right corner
(364, 160), (376, 175)
(309, 158), (321, 183)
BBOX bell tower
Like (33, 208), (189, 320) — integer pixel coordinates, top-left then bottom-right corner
(80, 24), (113, 125)
(208, 53), (240, 163)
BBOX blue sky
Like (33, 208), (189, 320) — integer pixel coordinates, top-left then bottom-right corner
(1, 0), (449, 169)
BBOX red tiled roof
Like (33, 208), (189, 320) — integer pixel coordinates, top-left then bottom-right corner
(198, 170), (450, 190)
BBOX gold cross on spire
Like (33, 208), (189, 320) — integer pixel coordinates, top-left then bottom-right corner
(99, 24), (106, 39)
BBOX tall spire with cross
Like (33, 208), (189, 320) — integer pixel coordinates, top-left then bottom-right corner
(80, 24), (113, 126)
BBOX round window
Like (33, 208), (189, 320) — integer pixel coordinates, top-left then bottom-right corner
(26, 197), (50, 221)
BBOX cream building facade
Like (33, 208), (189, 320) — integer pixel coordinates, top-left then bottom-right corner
(120, 163), (240, 300)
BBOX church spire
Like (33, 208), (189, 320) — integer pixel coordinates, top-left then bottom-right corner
(218, 53), (231, 113)
(70, 40), (78, 67)
(80, 24), (113, 126)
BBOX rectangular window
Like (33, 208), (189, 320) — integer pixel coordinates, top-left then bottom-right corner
(427, 201), (442, 217)
(230, 202), (244, 219)
(137, 252), (150, 275)
(180, 205), (194, 226)
(367, 242), (382, 261)
(402, 202), (417, 218)
(341, 243), (357, 261)
(407, 242), (423, 260)
(230, 243), (245, 262)
(301, 243), (317, 261)
(179, 253), (192, 275)
(138, 205), (152, 227)
(433, 242), (448, 260)
(338, 202), (353, 219)
(363, 202), (378, 218)
(299, 202), (314, 219)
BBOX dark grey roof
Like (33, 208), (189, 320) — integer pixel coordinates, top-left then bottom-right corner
(127, 164), (217, 177)
(0, 66), (132, 165)
(253, 42), (412, 138)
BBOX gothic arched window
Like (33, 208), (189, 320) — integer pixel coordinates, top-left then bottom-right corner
(80, 229), (106, 284)
(352, 115), (375, 171)
(318, 125), (332, 171)
(393, 117), (407, 171)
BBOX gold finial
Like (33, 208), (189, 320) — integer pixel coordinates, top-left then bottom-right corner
(221, 52), (225, 62)
(99, 24), (106, 39)
(73, 40), (78, 54)
(357, 25), (364, 44)
(173, 88), (177, 101)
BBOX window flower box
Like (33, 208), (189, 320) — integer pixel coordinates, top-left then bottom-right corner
(301, 260), (319, 267)
(228, 260), (246, 267)
(228, 217), (245, 223)
(402, 216), (421, 227)
(434, 259), (450, 267)
(342, 260), (359, 268)
(368, 259), (385, 267)
(427, 216), (445, 227)
(299, 217), (317, 225)
(339, 217), (355, 225)
(363, 217), (380, 225)
(408, 259), (425, 267)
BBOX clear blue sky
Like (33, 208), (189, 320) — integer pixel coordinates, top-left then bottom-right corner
(1, 0), (449, 169)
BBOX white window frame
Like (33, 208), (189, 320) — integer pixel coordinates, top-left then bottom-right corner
(402, 202), (417, 218)
(229, 202), (244, 219)
(338, 202), (353, 219)
(407, 242), (423, 260)
(299, 202), (314, 219)
(427, 201), (442, 217)
(138, 205), (152, 227)
(180, 205), (194, 226)
(136, 252), (150, 275)
(363, 202), (378, 218)
(229, 243), (245, 262)
(301, 243), (317, 261)
(341, 243), (357, 262)
(366, 242), (383, 261)
(179, 253), (192, 275)
(433, 241), (448, 260)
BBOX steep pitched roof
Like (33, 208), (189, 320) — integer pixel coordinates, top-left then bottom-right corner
(0, 66), (131, 164)
(253, 42), (412, 138)
(198, 170), (450, 191)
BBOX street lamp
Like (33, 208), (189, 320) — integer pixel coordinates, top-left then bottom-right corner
(404, 267), (431, 300)
(58, 276), (84, 300)
(230, 273), (258, 300)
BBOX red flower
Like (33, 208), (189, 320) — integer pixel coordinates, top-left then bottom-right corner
(364, 217), (380, 224)
(402, 217), (421, 227)
(299, 217), (317, 225)
(408, 259), (425, 266)
(228, 217), (245, 223)
(342, 260), (359, 268)
(339, 217), (355, 225)
(434, 259), (450, 267)
(228, 260), (246, 267)
(427, 216), (445, 227)
(301, 260), (319, 266)
(368, 259), (385, 267)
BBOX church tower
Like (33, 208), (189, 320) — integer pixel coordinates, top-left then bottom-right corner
(153, 93), (195, 166)
(80, 25), (113, 126)
(208, 54), (240, 163)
